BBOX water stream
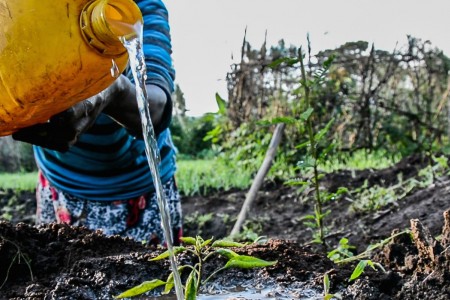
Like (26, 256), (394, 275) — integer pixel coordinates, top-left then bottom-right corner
(118, 23), (184, 300)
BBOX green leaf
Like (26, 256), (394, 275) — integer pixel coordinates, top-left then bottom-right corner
(215, 93), (227, 116)
(299, 214), (316, 220)
(212, 240), (246, 248)
(314, 118), (335, 142)
(201, 238), (214, 248)
(163, 266), (188, 295)
(163, 273), (174, 295)
(349, 260), (368, 281)
(300, 107), (314, 121)
(180, 237), (196, 245)
(150, 246), (186, 261)
(285, 179), (309, 186)
(367, 260), (377, 271)
(323, 273), (330, 293)
(297, 157), (315, 169)
(114, 279), (166, 299)
(215, 248), (239, 259)
(303, 221), (317, 228)
(224, 255), (277, 269)
(268, 57), (298, 68)
(295, 140), (311, 150)
(185, 271), (198, 300)
(257, 116), (297, 126)
(339, 238), (349, 246)
(323, 54), (336, 69)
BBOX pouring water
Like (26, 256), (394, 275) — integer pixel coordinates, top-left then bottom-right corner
(118, 22), (184, 300)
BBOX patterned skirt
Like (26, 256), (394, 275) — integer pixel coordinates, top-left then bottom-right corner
(35, 171), (182, 246)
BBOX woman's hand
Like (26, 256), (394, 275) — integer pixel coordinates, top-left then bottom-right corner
(12, 75), (169, 152)
(12, 90), (112, 152)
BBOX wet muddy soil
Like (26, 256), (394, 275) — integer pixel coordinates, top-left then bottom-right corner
(0, 154), (449, 299)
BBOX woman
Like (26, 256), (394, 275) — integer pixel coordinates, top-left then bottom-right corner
(12, 0), (180, 246)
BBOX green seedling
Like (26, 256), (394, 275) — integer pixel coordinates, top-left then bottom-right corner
(348, 259), (385, 282)
(329, 230), (409, 282)
(327, 238), (356, 262)
(114, 236), (277, 299)
(323, 273), (341, 300)
(269, 41), (340, 247)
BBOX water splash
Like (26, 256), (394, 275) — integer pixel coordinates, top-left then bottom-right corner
(119, 23), (184, 300)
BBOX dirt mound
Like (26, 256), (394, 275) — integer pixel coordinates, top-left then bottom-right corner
(0, 155), (449, 299)
(1, 215), (449, 299)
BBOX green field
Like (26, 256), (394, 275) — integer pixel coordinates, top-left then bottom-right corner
(0, 172), (37, 191)
(0, 159), (254, 196)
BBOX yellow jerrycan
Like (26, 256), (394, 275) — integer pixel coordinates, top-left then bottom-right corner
(0, 0), (143, 136)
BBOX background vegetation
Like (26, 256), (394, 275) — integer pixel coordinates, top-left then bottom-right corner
(1, 36), (449, 197)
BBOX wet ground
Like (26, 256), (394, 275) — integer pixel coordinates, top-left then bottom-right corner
(0, 154), (449, 299)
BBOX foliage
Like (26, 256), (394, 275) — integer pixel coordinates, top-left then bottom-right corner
(323, 273), (341, 300)
(269, 44), (343, 246)
(348, 260), (385, 282)
(224, 36), (450, 159)
(328, 230), (409, 282)
(0, 172), (37, 192)
(176, 159), (253, 196)
(114, 236), (277, 299)
(348, 155), (449, 212)
(320, 149), (401, 172)
(0, 137), (36, 173)
(170, 114), (215, 160)
(183, 212), (214, 236)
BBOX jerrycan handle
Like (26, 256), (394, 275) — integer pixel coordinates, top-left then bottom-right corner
(80, 0), (143, 57)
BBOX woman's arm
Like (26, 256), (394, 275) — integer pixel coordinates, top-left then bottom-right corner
(12, 0), (175, 151)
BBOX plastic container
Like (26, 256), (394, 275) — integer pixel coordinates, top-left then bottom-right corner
(0, 0), (143, 135)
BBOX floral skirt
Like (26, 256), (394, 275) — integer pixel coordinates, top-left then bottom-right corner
(35, 171), (182, 246)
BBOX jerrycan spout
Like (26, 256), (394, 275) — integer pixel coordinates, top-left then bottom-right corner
(80, 0), (143, 57)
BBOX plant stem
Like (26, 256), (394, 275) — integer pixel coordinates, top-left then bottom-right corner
(299, 47), (325, 246)
(335, 230), (410, 264)
(196, 255), (203, 292)
(203, 266), (227, 285)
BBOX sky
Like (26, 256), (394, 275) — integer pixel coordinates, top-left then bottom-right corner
(164, 0), (450, 116)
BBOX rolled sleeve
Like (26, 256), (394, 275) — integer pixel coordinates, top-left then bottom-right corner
(128, 0), (175, 133)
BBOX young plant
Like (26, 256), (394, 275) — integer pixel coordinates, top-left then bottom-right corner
(269, 45), (342, 247)
(323, 273), (341, 300)
(267, 45), (340, 247)
(114, 236), (277, 299)
(328, 230), (409, 282)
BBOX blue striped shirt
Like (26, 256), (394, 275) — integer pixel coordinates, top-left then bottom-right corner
(34, 0), (176, 201)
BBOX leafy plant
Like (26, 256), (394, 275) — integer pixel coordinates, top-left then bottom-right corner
(327, 238), (356, 262)
(348, 259), (385, 282)
(347, 155), (449, 213)
(114, 236), (277, 299)
(268, 43), (342, 246)
(176, 159), (254, 196)
(328, 230), (409, 282)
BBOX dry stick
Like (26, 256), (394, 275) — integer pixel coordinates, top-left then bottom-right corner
(230, 123), (286, 236)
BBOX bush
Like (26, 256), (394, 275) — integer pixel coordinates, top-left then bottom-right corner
(0, 137), (37, 172)
(170, 115), (215, 159)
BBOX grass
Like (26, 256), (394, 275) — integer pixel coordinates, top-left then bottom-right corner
(0, 159), (253, 196)
(320, 149), (402, 173)
(0, 150), (403, 196)
(176, 159), (253, 196)
(0, 172), (37, 191)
